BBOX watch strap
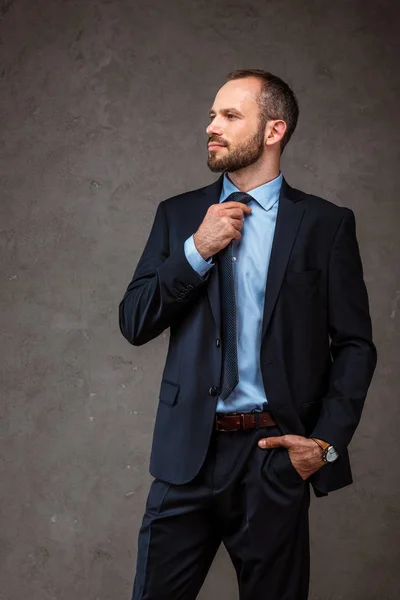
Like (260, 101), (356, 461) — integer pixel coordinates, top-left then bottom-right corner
(311, 437), (330, 462)
(311, 437), (329, 450)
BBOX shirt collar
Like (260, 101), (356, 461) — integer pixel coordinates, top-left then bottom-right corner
(220, 170), (283, 211)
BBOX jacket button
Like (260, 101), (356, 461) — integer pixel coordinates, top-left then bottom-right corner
(216, 338), (221, 347)
(208, 386), (218, 395)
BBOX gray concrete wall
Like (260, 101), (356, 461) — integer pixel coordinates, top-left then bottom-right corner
(0, 1), (398, 598)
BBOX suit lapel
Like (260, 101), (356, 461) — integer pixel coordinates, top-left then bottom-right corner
(261, 178), (306, 340)
(198, 174), (306, 340)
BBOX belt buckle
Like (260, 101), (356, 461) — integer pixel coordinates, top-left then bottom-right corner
(215, 415), (234, 432)
(227, 415), (240, 431)
(240, 413), (251, 431)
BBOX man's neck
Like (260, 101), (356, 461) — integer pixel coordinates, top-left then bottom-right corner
(226, 161), (281, 193)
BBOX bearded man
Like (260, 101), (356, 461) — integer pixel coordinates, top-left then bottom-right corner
(119, 69), (377, 600)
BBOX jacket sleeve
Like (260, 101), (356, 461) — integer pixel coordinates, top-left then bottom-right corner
(119, 200), (211, 346)
(310, 208), (378, 455)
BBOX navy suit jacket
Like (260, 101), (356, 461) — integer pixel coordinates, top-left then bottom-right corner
(119, 174), (377, 497)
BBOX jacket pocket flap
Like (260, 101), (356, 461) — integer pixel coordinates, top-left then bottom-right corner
(159, 379), (180, 406)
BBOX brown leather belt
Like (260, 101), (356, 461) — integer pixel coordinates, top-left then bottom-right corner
(215, 411), (277, 431)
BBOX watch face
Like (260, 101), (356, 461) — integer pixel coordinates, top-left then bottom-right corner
(326, 447), (339, 462)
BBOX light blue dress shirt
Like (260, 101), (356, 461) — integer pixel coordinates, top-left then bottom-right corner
(184, 171), (283, 413)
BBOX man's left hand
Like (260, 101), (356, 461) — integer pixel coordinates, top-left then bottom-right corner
(258, 434), (327, 480)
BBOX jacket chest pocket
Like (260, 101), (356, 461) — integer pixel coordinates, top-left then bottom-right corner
(284, 269), (321, 284)
(283, 269), (321, 301)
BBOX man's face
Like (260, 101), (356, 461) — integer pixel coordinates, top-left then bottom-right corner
(206, 78), (267, 173)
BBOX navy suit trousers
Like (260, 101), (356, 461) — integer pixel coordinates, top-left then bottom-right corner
(132, 425), (311, 600)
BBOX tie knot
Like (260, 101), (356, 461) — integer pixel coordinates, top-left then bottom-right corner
(224, 191), (253, 205)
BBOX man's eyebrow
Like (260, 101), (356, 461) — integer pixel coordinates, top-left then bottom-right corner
(208, 108), (244, 117)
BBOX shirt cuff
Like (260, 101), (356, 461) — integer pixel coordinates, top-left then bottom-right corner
(184, 234), (214, 278)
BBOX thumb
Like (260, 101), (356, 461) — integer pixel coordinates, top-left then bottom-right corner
(258, 435), (287, 449)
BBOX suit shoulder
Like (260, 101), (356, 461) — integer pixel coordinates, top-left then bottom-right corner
(292, 185), (352, 217)
(161, 182), (210, 210)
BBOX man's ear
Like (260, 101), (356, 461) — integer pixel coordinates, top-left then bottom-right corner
(265, 119), (287, 148)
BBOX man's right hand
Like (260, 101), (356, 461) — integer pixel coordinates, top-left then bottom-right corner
(193, 201), (253, 261)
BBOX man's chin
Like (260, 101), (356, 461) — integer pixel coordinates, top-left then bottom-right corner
(207, 160), (228, 173)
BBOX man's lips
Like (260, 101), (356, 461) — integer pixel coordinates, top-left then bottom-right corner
(208, 143), (226, 150)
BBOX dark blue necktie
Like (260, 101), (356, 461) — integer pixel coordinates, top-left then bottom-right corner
(218, 191), (253, 400)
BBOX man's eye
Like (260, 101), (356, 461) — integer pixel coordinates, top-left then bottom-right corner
(208, 114), (236, 120)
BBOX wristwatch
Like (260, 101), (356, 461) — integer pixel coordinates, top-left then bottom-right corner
(322, 445), (339, 463)
(311, 438), (339, 463)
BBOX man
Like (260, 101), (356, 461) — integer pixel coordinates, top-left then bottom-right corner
(119, 69), (377, 600)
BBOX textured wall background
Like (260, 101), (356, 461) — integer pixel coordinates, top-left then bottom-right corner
(0, 0), (399, 598)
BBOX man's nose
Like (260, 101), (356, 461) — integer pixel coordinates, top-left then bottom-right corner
(206, 120), (223, 136)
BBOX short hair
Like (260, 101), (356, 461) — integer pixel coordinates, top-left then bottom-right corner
(226, 69), (299, 154)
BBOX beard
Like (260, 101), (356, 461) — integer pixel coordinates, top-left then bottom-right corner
(207, 124), (265, 173)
